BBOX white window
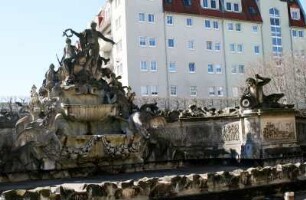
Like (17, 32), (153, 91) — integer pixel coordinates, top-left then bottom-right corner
(139, 13), (145, 22)
(231, 65), (245, 74)
(237, 44), (243, 53)
(186, 18), (193, 26)
(208, 87), (215, 96)
(208, 64), (214, 73)
(230, 43), (236, 52)
(290, 8), (300, 20)
(170, 85), (177, 96)
(292, 30), (297, 37)
(190, 86), (197, 96)
(202, 0), (218, 9)
(141, 86), (149, 96)
(140, 60), (148, 71)
(149, 38), (156, 47)
(183, 0), (192, 6)
(148, 14), (155, 23)
(299, 30), (304, 38)
(231, 65), (237, 73)
(213, 21), (219, 29)
(205, 20), (211, 28)
(206, 41), (213, 50)
(228, 23), (234, 30)
(139, 36), (146, 46)
(151, 85), (158, 96)
(150, 61), (157, 71)
(235, 23), (241, 31)
(226, 2), (232, 11)
(217, 87), (224, 96)
(188, 40), (195, 50)
(233, 3), (239, 12)
(270, 8), (282, 57)
(166, 15), (173, 25)
(238, 65), (245, 73)
(254, 45), (260, 54)
(215, 65), (222, 73)
(188, 62), (195, 73)
(169, 62), (176, 72)
(202, 0), (208, 8)
(211, 0), (217, 9)
(168, 39), (175, 47)
(215, 42), (221, 51)
(252, 25), (258, 33)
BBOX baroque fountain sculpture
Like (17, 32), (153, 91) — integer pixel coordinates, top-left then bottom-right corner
(0, 22), (305, 185)
(0, 22), (167, 175)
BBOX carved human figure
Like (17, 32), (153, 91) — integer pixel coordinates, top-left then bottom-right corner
(241, 74), (284, 108)
(45, 64), (56, 91)
(61, 38), (78, 76)
(64, 21), (115, 61)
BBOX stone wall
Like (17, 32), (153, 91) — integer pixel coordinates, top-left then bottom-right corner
(147, 117), (239, 162)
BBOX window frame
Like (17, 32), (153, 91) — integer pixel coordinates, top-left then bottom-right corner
(148, 14), (155, 23)
(190, 86), (197, 96)
(188, 62), (196, 73)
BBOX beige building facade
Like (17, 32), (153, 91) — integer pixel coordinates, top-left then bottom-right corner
(96, 0), (306, 100)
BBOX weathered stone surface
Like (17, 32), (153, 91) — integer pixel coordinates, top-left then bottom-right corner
(1, 162), (306, 199)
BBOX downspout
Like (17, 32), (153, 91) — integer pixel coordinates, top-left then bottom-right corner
(221, 19), (229, 104)
(163, 11), (170, 109)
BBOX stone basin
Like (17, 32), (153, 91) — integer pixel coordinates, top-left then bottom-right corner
(62, 104), (118, 121)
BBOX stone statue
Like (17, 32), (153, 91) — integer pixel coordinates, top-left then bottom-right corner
(61, 38), (78, 77)
(63, 21), (115, 62)
(45, 64), (57, 93)
(240, 74), (287, 109)
(0, 23), (169, 177)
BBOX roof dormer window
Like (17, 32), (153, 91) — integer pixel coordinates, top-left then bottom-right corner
(225, 1), (241, 13)
(201, 0), (219, 10)
(290, 7), (301, 20)
(182, 0), (192, 7)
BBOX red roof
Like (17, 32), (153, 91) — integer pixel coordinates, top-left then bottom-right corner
(163, 0), (262, 23)
(287, 1), (306, 28)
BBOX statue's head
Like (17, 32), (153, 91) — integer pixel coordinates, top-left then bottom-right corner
(66, 38), (71, 44)
(246, 78), (256, 87)
(49, 64), (55, 70)
(90, 21), (97, 29)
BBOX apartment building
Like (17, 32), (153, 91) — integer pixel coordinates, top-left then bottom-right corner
(96, 0), (306, 100)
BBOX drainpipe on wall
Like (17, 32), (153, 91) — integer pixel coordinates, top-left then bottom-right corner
(163, 12), (170, 109)
(221, 19), (229, 105)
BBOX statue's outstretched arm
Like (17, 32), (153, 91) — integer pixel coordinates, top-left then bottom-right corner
(255, 74), (270, 86)
(98, 32), (115, 45)
(63, 29), (81, 38)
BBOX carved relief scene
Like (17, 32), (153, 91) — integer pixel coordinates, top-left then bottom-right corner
(262, 121), (295, 141)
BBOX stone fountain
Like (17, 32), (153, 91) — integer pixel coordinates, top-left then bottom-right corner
(0, 24), (167, 180)
(0, 24), (305, 190)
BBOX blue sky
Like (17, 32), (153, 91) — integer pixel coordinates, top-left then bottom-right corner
(0, 0), (105, 97)
(0, 0), (305, 98)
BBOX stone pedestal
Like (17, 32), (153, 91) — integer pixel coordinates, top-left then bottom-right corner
(221, 109), (301, 162)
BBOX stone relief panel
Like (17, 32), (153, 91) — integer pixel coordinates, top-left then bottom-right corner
(222, 122), (240, 142)
(262, 121), (295, 141)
